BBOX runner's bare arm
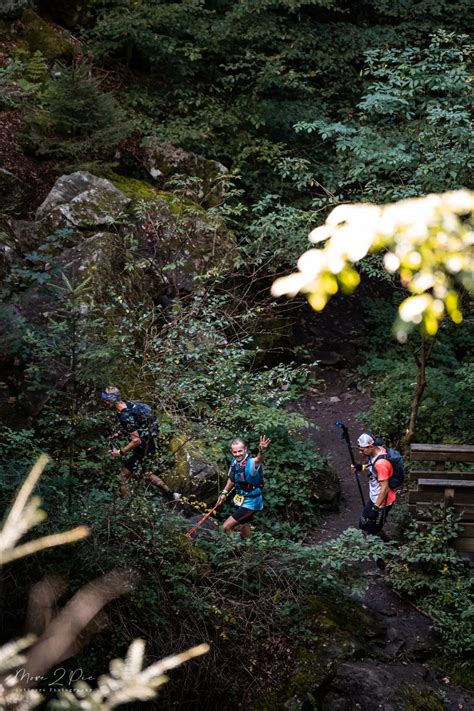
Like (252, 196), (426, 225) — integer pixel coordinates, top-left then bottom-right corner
(374, 479), (390, 508)
(217, 478), (233, 505)
(111, 430), (141, 457)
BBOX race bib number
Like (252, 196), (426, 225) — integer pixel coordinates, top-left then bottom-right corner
(233, 494), (244, 506)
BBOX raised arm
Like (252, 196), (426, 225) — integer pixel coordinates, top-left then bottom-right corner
(255, 435), (271, 465)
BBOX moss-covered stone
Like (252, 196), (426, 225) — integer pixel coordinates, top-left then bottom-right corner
(22, 9), (74, 61)
(254, 594), (375, 710)
(56, 231), (125, 302)
(167, 434), (220, 504)
(106, 172), (206, 217)
(36, 172), (131, 233)
(155, 190), (206, 216)
(134, 194), (236, 292)
(106, 172), (161, 203)
(141, 139), (228, 208)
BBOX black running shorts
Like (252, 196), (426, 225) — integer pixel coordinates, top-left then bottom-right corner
(231, 506), (256, 523)
(123, 438), (156, 473)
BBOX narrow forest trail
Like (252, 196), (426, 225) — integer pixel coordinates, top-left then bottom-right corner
(295, 368), (374, 543)
(290, 369), (474, 710)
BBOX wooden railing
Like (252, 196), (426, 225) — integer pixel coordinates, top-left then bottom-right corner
(409, 444), (474, 553)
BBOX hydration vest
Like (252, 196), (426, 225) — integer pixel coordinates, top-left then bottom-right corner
(123, 400), (159, 437)
(228, 455), (264, 497)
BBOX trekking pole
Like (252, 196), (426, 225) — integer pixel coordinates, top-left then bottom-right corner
(185, 489), (234, 538)
(335, 421), (365, 506)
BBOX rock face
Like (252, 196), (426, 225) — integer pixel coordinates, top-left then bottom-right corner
(21, 9), (74, 60)
(1, 167), (234, 418)
(135, 193), (236, 293)
(36, 171), (131, 228)
(58, 231), (126, 300)
(167, 435), (220, 504)
(141, 140), (228, 208)
(319, 660), (470, 711)
(0, 0), (31, 18)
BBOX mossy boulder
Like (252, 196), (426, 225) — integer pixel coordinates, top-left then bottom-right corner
(319, 661), (454, 711)
(21, 9), (74, 61)
(168, 434), (220, 504)
(36, 171), (131, 232)
(57, 231), (126, 302)
(255, 595), (375, 711)
(106, 172), (162, 204)
(135, 194), (236, 293)
(141, 140), (228, 208)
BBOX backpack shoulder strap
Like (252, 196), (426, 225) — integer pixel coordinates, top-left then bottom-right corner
(228, 458), (237, 481)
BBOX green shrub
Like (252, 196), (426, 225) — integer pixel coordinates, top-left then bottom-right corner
(385, 506), (474, 657)
(23, 62), (131, 159)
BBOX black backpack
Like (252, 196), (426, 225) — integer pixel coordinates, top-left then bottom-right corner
(373, 448), (405, 490)
(125, 400), (159, 437)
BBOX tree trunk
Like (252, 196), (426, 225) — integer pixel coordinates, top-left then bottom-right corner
(401, 336), (436, 453)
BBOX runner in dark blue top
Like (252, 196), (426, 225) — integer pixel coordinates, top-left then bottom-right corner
(216, 435), (271, 539)
(101, 386), (181, 500)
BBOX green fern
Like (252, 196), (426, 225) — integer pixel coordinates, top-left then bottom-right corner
(25, 51), (48, 85)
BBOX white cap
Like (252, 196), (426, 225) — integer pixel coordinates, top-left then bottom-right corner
(357, 433), (374, 447)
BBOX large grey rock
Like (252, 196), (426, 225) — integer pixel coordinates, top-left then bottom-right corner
(0, 0), (32, 18)
(167, 435), (219, 504)
(136, 194), (236, 292)
(36, 172), (130, 228)
(58, 231), (126, 301)
(11, 231), (126, 330)
(9, 220), (41, 251)
(319, 660), (472, 711)
(142, 140), (228, 208)
(321, 661), (401, 711)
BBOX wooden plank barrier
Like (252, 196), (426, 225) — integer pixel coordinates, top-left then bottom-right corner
(409, 443), (474, 554)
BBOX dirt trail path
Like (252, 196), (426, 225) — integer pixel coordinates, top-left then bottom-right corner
(292, 369), (474, 709)
(294, 368), (373, 542)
